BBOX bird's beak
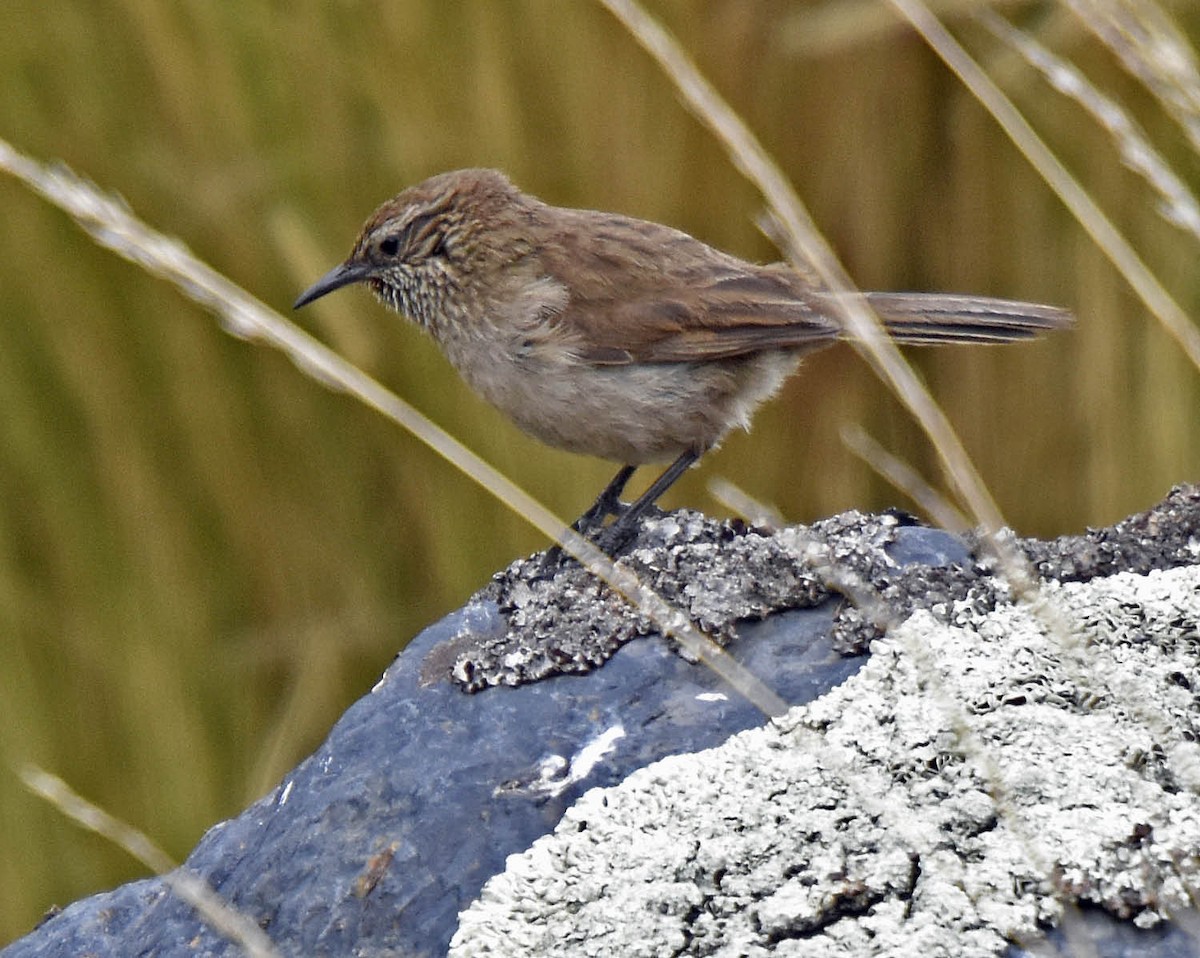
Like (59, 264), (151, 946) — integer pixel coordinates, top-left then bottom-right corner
(293, 259), (374, 309)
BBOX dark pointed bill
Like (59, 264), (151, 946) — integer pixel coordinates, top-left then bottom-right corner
(293, 260), (374, 309)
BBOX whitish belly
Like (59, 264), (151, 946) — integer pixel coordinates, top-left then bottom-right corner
(461, 352), (801, 465)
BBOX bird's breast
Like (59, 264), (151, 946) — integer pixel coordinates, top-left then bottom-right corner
(440, 330), (800, 465)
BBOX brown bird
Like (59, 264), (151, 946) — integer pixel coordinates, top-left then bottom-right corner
(295, 169), (1070, 550)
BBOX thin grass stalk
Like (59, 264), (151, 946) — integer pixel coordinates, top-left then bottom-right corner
(840, 425), (971, 533)
(1064, 0), (1200, 156)
(596, 0), (1013, 547)
(887, 0), (1200, 373)
(982, 8), (1200, 246)
(893, 0), (1200, 796)
(18, 766), (283, 958)
(706, 477), (784, 530)
(0, 137), (788, 719)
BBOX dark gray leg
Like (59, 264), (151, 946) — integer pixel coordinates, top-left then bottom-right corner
(599, 449), (698, 553)
(573, 464), (637, 532)
(540, 464), (638, 571)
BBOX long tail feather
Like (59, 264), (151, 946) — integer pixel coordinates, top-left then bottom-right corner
(861, 292), (1073, 344)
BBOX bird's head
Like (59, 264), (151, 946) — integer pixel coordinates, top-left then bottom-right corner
(294, 168), (533, 330)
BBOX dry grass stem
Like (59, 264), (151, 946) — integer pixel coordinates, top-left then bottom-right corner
(777, 0), (1035, 57)
(888, 0), (1200, 372)
(0, 136), (787, 720)
(840, 425), (971, 533)
(982, 8), (1200, 243)
(706, 478), (784, 531)
(1064, 0), (1200, 155)
(888, 0), (1200, 879)
(18, 765), (283, 958)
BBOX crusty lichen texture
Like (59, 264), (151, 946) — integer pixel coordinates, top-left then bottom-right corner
(452, 563), (1200, 958)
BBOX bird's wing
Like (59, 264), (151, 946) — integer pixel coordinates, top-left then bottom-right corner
(534, 212), (840, 365)
(577, 275), (842, 364)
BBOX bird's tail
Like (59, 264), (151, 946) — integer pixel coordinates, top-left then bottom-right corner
(858, 292), (1073, 345)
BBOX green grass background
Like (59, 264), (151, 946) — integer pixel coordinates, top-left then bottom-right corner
(2, 0), (1198, 943)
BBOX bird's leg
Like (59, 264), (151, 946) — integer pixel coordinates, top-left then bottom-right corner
(573, 464), (637, 533)
(598, 449), (698, 554)
(539, 464), (638, 572)
(542, 451), (697, 570)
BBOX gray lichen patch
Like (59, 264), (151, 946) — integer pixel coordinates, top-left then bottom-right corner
(450, 564), (1200, 958)
(448, 485), (1199, 693)
(451, 509), (835, 691)
(451, 509), (974, 691)
(1016, 484), (1200, 582)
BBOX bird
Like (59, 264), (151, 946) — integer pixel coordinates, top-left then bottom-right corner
(295, 168), (1070, 551)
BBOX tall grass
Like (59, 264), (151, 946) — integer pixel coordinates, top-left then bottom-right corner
(0, 0), (1197, 944)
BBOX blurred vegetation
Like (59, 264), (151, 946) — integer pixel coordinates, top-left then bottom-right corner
(1, 0), (1198, 944)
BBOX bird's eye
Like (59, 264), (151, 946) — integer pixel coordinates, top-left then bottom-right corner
(380, 235), (401, 257)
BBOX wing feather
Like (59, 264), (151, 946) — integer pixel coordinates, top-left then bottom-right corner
(531, 213), (840, 365)
(526, 206), (1070, 365)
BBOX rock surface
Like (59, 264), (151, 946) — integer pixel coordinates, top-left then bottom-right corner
(454, 563), (1200, 957)
(4, 486), (1198, 957)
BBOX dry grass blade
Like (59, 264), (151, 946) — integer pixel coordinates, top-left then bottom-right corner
(777, 0), (1033, 57)
(18, 765), (283, 958)
(903, 13), (1200, 792)
(982, 8), (1200, 243)
(887, 0), (1200, 372)
(1064, 0), (1200, 155)
(892, 0), (1200, 821)
(706, 477), (784, 531)
(840, 424), (970, 533)
(596, 0), (1011, 545)
(0, 139), (549, 530)
(0, 136), (787, 719)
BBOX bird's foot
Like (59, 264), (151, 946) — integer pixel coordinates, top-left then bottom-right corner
(537, 500), (641, 576)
